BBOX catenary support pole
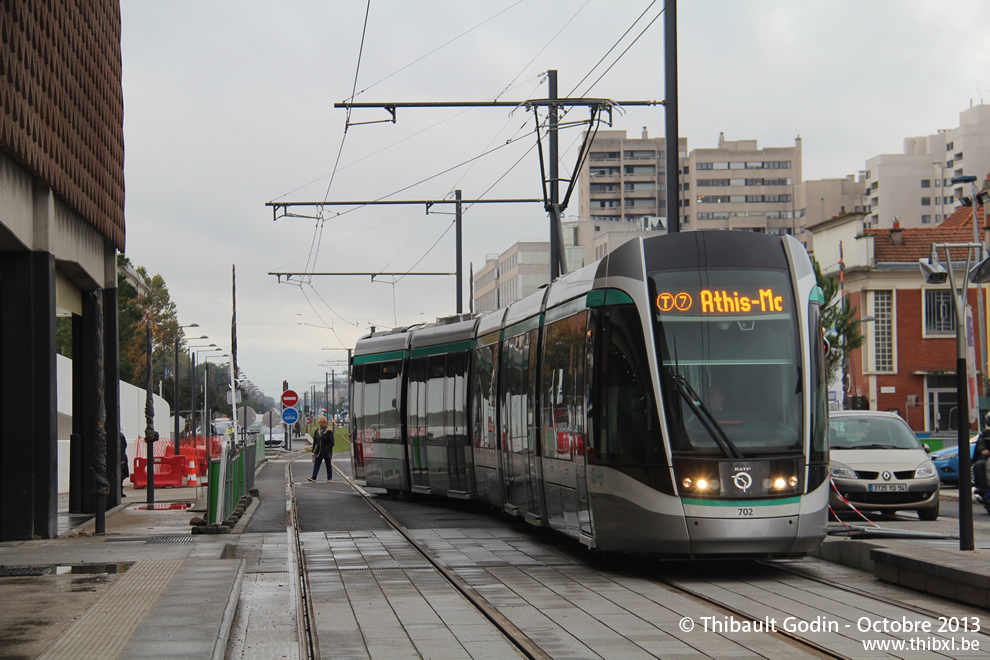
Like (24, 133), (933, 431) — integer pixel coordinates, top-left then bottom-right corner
(664, 0), (680, 232)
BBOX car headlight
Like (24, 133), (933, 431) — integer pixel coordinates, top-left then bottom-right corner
(829, 462), (857, 480)
(915, 462), (936, 479)
(938, 451), (958, 462)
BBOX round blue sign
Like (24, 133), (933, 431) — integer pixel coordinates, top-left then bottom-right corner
(281, 407), (299, 424)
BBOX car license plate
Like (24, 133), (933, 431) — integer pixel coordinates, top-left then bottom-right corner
(868, 483), (907, 492)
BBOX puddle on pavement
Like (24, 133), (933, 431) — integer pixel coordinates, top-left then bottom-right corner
(0, 563), (132, 578)
(132, 502), (193, 511)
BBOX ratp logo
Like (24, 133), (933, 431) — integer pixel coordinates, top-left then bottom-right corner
(731, 472), (753, 492)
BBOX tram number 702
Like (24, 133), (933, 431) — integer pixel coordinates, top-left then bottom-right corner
(737, 508), (755, 517)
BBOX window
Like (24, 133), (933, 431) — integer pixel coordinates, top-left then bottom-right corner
(624, 165), (656, 175)
(925, 289), (955, 335)
(590, 183), (617, 193)
(590, 151), (619, 160)
(625, 198), (656, 208)
(472, 338), (499, 449)
(697, 178), (730, 187)
(921, 197), (931, 206)
(872, 290), (894, 372)
(697, 162), (713, 170)
(921, 179), (931, 188)
(623, 150), (655, 159)
(590, 166), (620, 176)
(623, 181), (656, 192)
(542, 311), (590, 460)
(921, 214), (931, 224)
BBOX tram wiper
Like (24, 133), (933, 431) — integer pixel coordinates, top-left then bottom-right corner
(673, 375), (743, 459)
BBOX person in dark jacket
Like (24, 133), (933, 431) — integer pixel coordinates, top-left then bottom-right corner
(974, 414), (990, 500)
(120, 429), (129, 497)
(308, 416), (334, 482)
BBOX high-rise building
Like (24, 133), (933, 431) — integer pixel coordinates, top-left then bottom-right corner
(688, 134), (802, 234)
(577, 130), (808, 236)
(863, 104), (990, 230)
(576, 128), (687, 229)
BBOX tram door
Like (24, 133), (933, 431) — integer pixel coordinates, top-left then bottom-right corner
(500, 328), (541, 519)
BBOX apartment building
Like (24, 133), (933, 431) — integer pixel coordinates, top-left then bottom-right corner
(577, 130), (812, 236)
(688, 134), (802, 234)
(864, 104), (990, 230)
(473, 242), (552, 312)
(576, 128), (687, 229)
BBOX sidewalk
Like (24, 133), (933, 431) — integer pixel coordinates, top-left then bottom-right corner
(0, 484), (250, 659)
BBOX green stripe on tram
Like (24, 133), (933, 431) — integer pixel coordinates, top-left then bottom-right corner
(682, 496), (800, 507)
(586, 288), (635, 308)
(352, 350), (407, 365)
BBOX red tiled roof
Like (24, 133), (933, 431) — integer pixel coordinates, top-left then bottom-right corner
(869, 210), (986, 263)
(940, 203), (987, 229)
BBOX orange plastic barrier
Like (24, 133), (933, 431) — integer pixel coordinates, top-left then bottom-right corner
(130, 455), (186, 489)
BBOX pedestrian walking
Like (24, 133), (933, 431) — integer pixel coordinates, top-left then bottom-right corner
(120, 429), (129, 498)
(308, 416), (333, 482)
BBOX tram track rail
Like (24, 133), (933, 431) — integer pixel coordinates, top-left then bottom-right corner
(649, 573), (848, 659)
(756, 559), (990, 644)
(286, 455), (320, 660)
(339, 469), (551, 660)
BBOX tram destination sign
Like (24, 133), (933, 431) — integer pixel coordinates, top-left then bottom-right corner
(656, 287), (785, 315)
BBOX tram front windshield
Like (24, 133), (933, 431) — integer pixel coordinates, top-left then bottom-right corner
(650, 268), (801, 456)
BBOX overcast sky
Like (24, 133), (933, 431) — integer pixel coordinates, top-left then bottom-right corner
(119, 0), (990, 403)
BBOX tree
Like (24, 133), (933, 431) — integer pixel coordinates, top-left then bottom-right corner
(812, 256), (866, 389)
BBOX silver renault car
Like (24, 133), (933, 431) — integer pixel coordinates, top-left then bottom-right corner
(828, 410), (940, 520)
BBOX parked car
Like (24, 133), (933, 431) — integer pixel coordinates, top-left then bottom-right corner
(261, 425), (286, 448)
(829, 410), (940, 520)
(930, 436), (981, 485)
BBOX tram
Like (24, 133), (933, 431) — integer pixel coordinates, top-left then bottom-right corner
(349, 231), (829, 557)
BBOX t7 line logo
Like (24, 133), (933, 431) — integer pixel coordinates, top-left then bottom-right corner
(656, 292), (693, 312)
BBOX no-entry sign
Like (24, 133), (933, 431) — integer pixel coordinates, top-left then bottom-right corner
(281, 389), (299, 407)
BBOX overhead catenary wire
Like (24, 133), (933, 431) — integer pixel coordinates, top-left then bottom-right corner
(344, 1), (524, 103)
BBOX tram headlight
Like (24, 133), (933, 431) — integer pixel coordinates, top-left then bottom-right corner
(681, 477), (718, 491)
(788, 475), (799, 488)
(773, 478), (787, 490)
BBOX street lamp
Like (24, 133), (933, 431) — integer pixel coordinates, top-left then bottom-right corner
(190, 345), (219, 441)
(162, 324), (201, 455)
(202, 354), (229, 473)
(953, 175), (989, 407)
(919, 242), (990, 551)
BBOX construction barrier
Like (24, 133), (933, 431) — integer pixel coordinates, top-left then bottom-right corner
(130, 454), (186, 489)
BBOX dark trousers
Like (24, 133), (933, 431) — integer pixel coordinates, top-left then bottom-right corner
(312, 454), (333, 480)
(975, 458), (988, 495)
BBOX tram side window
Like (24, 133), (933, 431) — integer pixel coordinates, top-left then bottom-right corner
(542, 311), (590, 460)
(407, 358), (429, 480)
(363, 365), (381, 442)
(500, 330), (537, 454)
(596, 306), (663, 466)
(378, 362), (400, 442)
(472, 342), (498, 449)
(427, 355), (446, 441)
(446, 351), (469, 439)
